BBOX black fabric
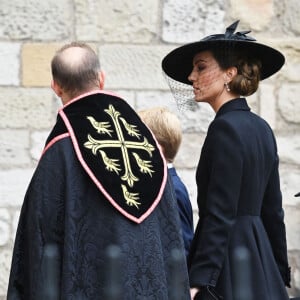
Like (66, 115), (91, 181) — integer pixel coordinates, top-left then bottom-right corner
(60, 93), (166, 222)
(195, 286), (223, 300)
(188, 98), (290, 300)
(7, 129), (190, 299)
(45, 114), (67, 145)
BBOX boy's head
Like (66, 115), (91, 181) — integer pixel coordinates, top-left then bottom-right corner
(138, 106), (182, 163)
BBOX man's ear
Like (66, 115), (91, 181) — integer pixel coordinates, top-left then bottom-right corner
(99, 70), (105, 90)
(51, 80), (63, 97)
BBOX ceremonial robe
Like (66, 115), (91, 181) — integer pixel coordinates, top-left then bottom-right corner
(8, 91), (190, 300)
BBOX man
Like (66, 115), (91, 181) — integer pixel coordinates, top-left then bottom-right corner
(7, 42), (190, 299)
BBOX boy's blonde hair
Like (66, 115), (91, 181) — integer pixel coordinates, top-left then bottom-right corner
(138, 106), (182, 163)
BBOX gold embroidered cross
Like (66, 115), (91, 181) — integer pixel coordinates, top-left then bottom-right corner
(84, 105), (155, 190)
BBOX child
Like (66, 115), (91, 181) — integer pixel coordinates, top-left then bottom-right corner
(138, 106), (194, 257)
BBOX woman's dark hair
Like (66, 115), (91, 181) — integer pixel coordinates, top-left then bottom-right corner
(210, 47), (262, 96)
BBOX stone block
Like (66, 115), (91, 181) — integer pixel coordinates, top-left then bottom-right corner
(280, 165), (300, 205)
(259, 83), (276, 129)
(173, 168), (198, 209)
(0, 1), (73, 40)
(280, 42), (300, 82)
(283, 0), (300, 35)
(22, 43), (61, 87)
(0, 249), (12, 296)
(0, 87), (55, 129)
(31, 130), (52, 161)
(0, 169), (35, 206)
(162, 0), (225, 43)
(176, 132), (207, 169)
(285, 204), (300, 251)
(13, 210), (21, 241)
(181, 104), (214, 133)
(0, 42), (20, 86)
(75, 0), (159, 43)
(0, 129), (31, 167)
(278, 83), (300, 123)
(280, 166), (300, 206)
(100, 45), (174, 90)
(277, 134), (300, 166)
(229, 0), (273, 31)
(0, 208), (10, 246)
(136, 91), (177, 112)
(288, 250), (300, 295)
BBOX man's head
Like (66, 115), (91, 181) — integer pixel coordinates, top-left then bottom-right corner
(51, 42), (105, 104)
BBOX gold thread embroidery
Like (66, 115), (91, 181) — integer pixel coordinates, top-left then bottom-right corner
(121, 184), (141, 208)
(86, 116), (113, 136)
(84, 105), (156, 209)
(132, 152), (154, 177)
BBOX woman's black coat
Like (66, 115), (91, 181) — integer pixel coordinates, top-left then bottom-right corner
(188, 98), (290, 300)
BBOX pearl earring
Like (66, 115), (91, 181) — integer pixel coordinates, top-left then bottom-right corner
(225, 82), (230, 92)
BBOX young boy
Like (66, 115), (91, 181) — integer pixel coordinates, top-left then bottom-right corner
(138, 106), (194, 257)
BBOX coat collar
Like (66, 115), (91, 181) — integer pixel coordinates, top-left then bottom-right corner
(215, 98), (250, 118)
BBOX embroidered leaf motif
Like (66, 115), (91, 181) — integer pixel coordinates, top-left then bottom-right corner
(84, 134), (102, 155)
(132, 152), (154, 177)
(121, 171), (139, 188)
(121, 184), (141, 209)
(86, 116), (113, 136)
(140, 138), (155, 156)
(104, 104), (120, 120)
(99, 150), (121, 174)
(120, 117), (141, 139)
(84, 104), (158, 209)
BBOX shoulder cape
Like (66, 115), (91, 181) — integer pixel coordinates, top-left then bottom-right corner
(44, 91), (167, 223)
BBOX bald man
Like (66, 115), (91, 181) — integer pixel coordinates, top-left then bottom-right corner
(7, 42), (190, 300)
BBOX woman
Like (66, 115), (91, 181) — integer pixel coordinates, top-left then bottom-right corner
(162, 21), (291, 300)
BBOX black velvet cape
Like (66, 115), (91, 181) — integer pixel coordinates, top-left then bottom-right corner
(7, 91), (190, 299)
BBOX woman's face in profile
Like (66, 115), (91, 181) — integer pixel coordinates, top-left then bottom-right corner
(188, 50), (226, 103)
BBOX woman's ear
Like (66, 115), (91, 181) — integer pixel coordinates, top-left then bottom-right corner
(224, 66), (238, 82)
(99, 70), (105, 90)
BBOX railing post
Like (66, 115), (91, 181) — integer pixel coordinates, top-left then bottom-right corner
(233, 246), (252, 300)
(104, 244), (122, 300)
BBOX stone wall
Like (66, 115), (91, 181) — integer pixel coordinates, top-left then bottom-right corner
(0, 0), (299, 297)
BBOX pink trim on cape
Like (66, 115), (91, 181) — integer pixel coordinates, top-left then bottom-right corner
(58, 92), (167, 224)
(61, 89), (120, 110)
(41, 133), (70, 157)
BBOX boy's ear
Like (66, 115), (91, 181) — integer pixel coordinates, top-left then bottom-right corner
(99, 70), (105, 90)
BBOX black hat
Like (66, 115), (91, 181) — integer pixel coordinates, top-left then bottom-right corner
(162, 21), (285, 85)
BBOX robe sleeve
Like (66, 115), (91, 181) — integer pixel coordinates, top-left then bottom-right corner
(7, 144), (65, 299)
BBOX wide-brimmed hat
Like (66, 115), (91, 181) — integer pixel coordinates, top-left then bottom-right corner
(162, 20), (285, 85)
